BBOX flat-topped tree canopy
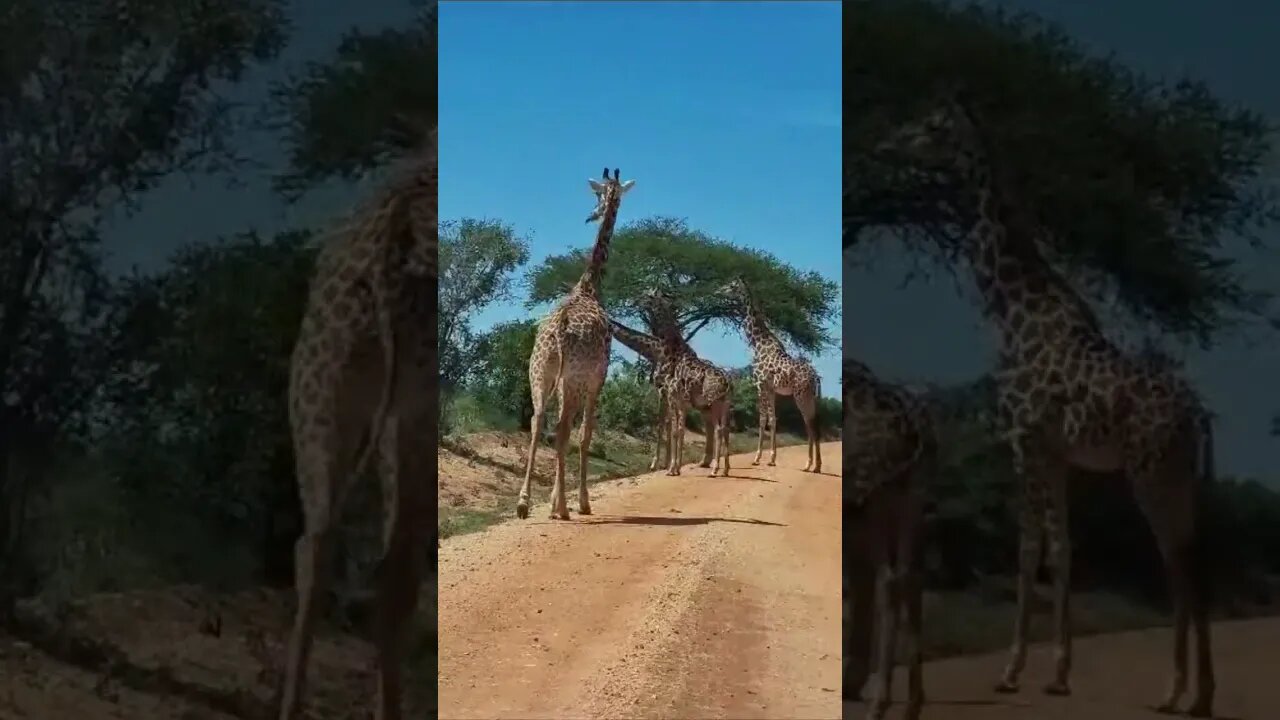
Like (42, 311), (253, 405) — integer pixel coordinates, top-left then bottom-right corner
(526, 216), (839, 355)
(845, 0), (1279, 345)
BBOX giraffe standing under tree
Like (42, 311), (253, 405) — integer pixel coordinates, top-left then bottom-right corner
(843, 357), (937, 720)
(278, 131), (437, 720)
(723, 277), (823, 473)
(644, 288), (733, 476)
(517, 168), (634, 520)
(607, 318), (716, 472)
(887, 94), (1216, 716)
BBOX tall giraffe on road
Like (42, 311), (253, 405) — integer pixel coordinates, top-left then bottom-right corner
(723, 277), (823, 473)
(517, 168), (634, 520)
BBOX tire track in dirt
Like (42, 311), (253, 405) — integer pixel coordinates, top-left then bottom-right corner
(438, 442), (842, 720)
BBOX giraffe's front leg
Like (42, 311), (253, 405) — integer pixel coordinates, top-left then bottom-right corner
(650, 391), (666, 471)
(1042, 465), (1073, 696)
(548, 396), (578, 520)
(996, 445), (1047, 693)
(698, 408), (714, 468)
(752, 384), (770, 465)
(576, 394), (598, 516)
(767, 403), (778, 467)
(867, 560), (899, 720)
(666, 399), (683, 476)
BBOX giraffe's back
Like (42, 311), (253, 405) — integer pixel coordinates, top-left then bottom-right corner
(532, 295), (611, 395)
(844, 370), (935, 509)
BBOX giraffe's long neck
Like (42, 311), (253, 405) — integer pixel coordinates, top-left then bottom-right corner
(959, 144), (1102, 353)
(609, 319), (663, 362)
(743, 299), (787, 360)
(574, 199), (619, 298)
(646, 303), (692, 357)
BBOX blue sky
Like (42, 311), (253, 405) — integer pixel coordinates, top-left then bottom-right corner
(439, 1), (842, 397)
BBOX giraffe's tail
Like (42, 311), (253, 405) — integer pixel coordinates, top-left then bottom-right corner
(554, 310), (571, 393)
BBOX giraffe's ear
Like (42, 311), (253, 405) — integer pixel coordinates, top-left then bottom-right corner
(620, 180), (636, 194)
(588, 179), (605, 193)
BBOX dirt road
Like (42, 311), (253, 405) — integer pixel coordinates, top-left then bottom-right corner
(844, 616), (1280, 719)
(437, 442), (843, 720)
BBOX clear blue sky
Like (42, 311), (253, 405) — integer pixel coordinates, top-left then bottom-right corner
(439, 1), (843, 397)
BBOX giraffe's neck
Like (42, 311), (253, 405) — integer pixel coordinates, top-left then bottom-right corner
(573, 199), (619, 299)
(743, 301), (787, 360)
(647, 308), (692, 358)
(959, 149), (1102, 354)
(609, 319), (664, 362)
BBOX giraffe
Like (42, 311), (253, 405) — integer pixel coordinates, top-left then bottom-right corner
(607, 317), (713, 472)
(278, 130), (436, 720)
(644, 288), (733, 476)
(517, 168), (634, 520)
(722, 277), (823, 473)
(886, 94), (1216, 715)
(843, 357), (937, 720)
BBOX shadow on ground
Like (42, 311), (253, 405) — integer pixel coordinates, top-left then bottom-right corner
(534, 514), (786, 528)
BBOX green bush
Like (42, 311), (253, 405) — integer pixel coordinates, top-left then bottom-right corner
(596, 361), (661, 437)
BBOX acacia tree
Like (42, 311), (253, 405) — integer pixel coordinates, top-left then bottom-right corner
(439, 220), (530, 401)
(269, 0), (436, 197)
(0, 0), (289, 614)
(846, 0), (1279, 345)
(528, 217), (840, 354)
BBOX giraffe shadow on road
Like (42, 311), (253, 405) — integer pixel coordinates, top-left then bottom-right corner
(844, 697), (1027, 717)
(1142, 706), (1244, 720)
(704, 472), (777, 482)
(573, 514), (785, 528)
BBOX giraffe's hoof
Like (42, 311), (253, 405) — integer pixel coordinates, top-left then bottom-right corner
(698, 462), (711, 468)
(767, 461), (776, 467)
(750, 460), (760, 466)
(578, 505), (592, 516)
(516, 504), (529, 520)
(993, 680), (1020, 694)
(1042, 682), (1071, 696)
(549, 510), (570, 521)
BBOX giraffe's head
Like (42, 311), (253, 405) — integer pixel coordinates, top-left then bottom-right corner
(586, 167), (636, 223)
(641, 286), (678, 331)
(714, 276), (754, 320)
(879, 90), (982, 174)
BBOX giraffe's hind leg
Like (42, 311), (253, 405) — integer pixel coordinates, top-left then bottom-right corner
(279, 386), (367, 720)
(996, 441), (1050, 694)
(549, 390), (581, 520)
(518, 355), (557, 519)
(795, 390), (820, 472)
(698, 408), (714, 468)
(716, 402), (731, 476)
(845, 518), (875, 701)
(372, 414), (428, 720)
(1133, 458), (1214, 717)
(576, 391), (598, 515)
